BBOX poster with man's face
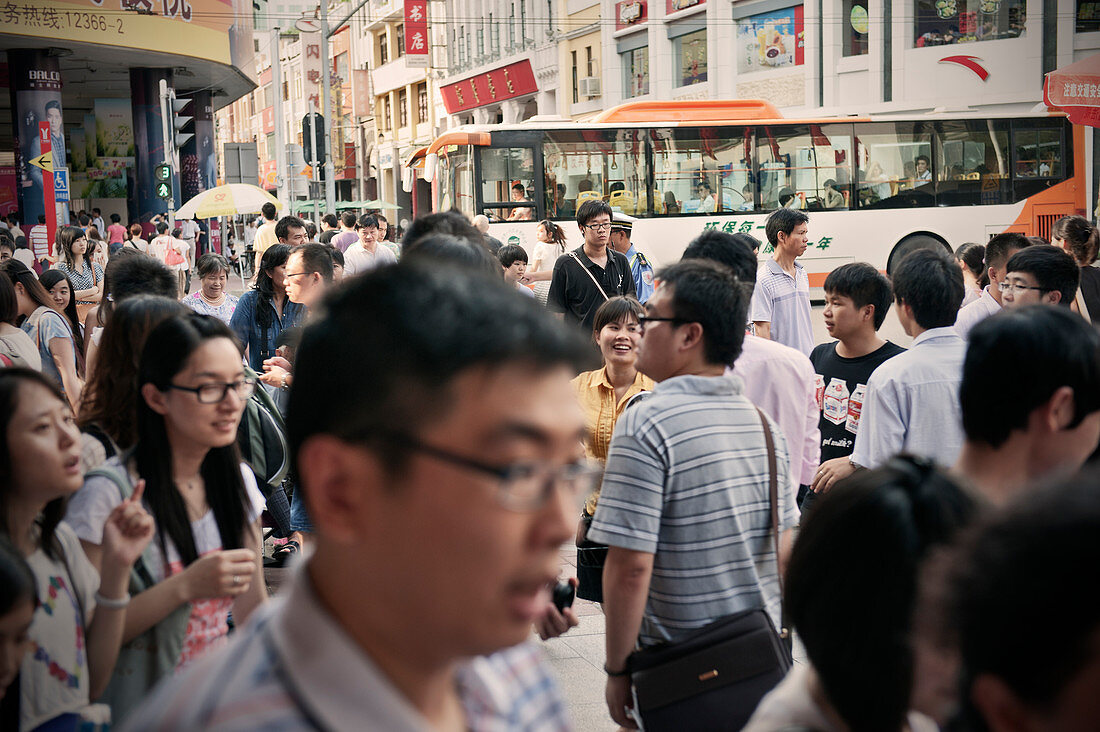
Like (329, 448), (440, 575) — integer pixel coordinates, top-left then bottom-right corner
(10, 51), (66, 226)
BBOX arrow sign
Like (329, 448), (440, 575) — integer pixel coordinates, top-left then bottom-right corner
(29, 151), (53, 173)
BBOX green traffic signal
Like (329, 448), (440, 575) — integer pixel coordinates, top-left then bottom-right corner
(155, 164), (171, 182)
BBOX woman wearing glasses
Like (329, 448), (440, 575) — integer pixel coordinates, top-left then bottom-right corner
(65, 313), (267, 725)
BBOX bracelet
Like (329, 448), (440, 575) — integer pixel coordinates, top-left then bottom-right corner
(603, 663), (630, 677)
(94, 591), (131, 609)
(280, 372), (290, 390)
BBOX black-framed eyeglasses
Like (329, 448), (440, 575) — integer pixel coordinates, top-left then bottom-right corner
(378, 432), (602, 511)
(998, 281), (1047, 293)
(284, 271), (314, 279)
(637, 316), (693, 331)
(167, 377), (256, 404)
(584, 222), (612, 232)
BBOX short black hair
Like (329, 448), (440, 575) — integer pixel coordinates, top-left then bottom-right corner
(764, 207), (809, 246)
(287, 262), (589, 469)
(962, 306), (1100, 448)
(512, 182), (525, 195)
(155, 222), (169, 235)
(195, 253), (230, 279)
(330, 247), (344, 268)
(275, 216), (306, 242)
(322, 214), (338, 228)
(656, 259), (747, 367)
(357, 214), (379, 230)
(497, 244), (528, 268)
(403, 234), (499, 278)
(0, 238), (13, 255)
(1005, 245), (1079, 306)
(823, 263), (893, 330)
(261, 202), (277, 220)
(591, 296), (644, 339)
(110, 213), (121, 223)
(290, 243), (334, 283)
(950, 475), (1100, 728)
(401, 211), (482, 250)
(789, 457), (976, 731)
(107, 253), (179, 303)
(681, 230), (759, 285)
(576, 199), (613, 228)
(891, 247), (965, 329)
(340, 211), (357, 228)
(984, 231), (1031, 270)
(915, 154), (930, 165)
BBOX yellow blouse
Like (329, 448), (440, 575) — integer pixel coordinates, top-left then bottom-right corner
(572, 367), (655, 514)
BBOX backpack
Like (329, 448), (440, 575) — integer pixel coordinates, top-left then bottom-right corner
(237, 366), (290, 495)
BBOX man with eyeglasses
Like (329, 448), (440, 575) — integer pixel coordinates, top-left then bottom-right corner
(955, 232), (1032, 338)
(999, 245), (1079, 311)
(548, 199), (636, 335)
(588, 260), (798, 728)
(126, 261), (592, 731)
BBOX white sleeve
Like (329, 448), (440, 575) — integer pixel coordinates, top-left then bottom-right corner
(56, 523), (101, 625)
(240, 463), (267, 523)
(65, 473), (124, 545)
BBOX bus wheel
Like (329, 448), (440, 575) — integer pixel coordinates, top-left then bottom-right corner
(887, 234), (950, 274)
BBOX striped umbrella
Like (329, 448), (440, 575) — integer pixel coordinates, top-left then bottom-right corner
(175, 184), (284, 219)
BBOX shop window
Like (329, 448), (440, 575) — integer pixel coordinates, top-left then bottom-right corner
(1078, 1), (1100, 32)
(675, 29), (707, 86)
(543, 129), (647, 217)
(914, 0), (1026, 46)
(417, 83), (429, 124)
(844, 0), (869, 56)
(735, 6), (804, 73)
(622, 46), (650, 98)
(399, 89), (408, 128)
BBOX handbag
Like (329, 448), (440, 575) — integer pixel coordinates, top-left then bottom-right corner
(626, 407), (792, 731)
(165, 243), (186, 267)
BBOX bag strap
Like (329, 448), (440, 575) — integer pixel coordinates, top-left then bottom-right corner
(568, 251), (611, 302)
(754, 407), (789, 645)
(1076, 287), (1092, 325)
(85, 462), (160, 590)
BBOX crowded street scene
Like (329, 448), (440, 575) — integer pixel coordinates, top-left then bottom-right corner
(2, 1), (1100, 731)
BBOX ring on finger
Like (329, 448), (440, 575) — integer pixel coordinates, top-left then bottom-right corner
(233, 575), (241, 586)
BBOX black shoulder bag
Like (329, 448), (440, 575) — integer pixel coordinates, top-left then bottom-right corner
(626, 407), (792, 731)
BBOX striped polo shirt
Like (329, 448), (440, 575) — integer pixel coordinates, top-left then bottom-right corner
(749, 258), (814, 355)
(588, 373), (798, 647)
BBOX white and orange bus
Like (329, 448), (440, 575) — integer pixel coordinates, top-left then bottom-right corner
(408, 99), (1086, 290)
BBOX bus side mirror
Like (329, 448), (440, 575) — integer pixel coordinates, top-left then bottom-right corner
(402, 167), (415, 192)
(424, 153), (438, 183)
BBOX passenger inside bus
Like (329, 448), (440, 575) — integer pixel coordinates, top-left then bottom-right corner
(506, 182), (535, 221)
(822, 179), (846, 209)
(696, 180), (717, 213)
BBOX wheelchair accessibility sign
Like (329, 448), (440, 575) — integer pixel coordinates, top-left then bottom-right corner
(54, 168), (70, 203)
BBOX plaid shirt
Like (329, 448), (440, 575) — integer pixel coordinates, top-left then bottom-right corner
(123, 564), (571, 732)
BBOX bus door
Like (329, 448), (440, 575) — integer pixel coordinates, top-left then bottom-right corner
(476, 132), (544, 223)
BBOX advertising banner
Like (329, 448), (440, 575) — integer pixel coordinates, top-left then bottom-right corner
(0, 167), (17, 217)
(94, 98), (135, 167)
(8, 50), (65, 225)
(736, 5), (805, 74)
(301, 31), (323, 111)
(404, 0), (429, 68)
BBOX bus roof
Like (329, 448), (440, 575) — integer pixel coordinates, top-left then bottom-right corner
(592, 99), (784, 123)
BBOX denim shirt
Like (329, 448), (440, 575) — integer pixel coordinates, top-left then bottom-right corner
(230, 290), (304, 372)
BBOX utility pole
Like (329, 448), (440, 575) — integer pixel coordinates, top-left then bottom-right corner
(320, 1), (336, 214)
(271, 26), (287, 203)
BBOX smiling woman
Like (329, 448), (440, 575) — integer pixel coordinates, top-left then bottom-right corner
(64, 313), (267, 726)
(182, 254), (238, 325)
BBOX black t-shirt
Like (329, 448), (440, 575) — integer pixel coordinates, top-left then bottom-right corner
(809, 340), (906, 462)
(547, 246), (636, 333)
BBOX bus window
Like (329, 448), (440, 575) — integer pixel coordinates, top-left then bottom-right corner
(854, 122), (934, 209)
(757, 125), (854, 212)
(1012, 119), (1068, 202)
(479, 147), (536, 222)
(651, 127), (752, 216)
(936, 119), (1010, 206)
(438, 148), (474, 217)
(543, 129), (646, 218)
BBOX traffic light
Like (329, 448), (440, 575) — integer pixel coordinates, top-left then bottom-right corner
(302, 112), (327, 180)
(157, 80), (195, 209)
(156, 181), (173, 200)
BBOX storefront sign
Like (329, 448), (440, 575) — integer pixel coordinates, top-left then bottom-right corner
(667, 0), (701, 13)
(439, 60), (538, 114)
(736, 5), (805, 74)
(301, 31), (323, 110)
(352, 69), (372, 118)
(617, 0), (646, 29)
(404, 0), (429, 68)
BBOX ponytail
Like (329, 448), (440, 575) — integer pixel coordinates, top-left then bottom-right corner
(1052, 215), (1099, 266)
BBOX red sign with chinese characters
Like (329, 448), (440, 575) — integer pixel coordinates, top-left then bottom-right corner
(404, 0), (429, 68)
(439, 59), (538, 114)
(616, 0), (646, 29)
(262, 106), (274, 134)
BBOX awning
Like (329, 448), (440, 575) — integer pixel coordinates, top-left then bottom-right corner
(1044, 53), (1100, 127)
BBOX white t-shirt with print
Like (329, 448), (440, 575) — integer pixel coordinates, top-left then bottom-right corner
(21, 523), (101, 731)
(65, 459), (265, 670)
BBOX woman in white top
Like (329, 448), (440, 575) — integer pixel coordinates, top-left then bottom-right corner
(743, 457), (978, 732)
(181, 254), (239, 325)
(147, 222), (189, 298)
(0, 368), (154, 731)
(524, 220), (569, 304)
(66, 313), (266, 725)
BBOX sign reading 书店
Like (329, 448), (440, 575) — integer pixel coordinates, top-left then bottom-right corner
(404, 0), (429, 69)
(439, 60), (539, 114)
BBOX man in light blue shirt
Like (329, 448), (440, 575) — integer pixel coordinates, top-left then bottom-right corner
(850, 247), (967, 469)
(610, 212), (654, 303)
(750, 208), (814, 355)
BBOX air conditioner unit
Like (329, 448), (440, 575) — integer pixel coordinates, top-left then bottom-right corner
(578, 76), (601, 98)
